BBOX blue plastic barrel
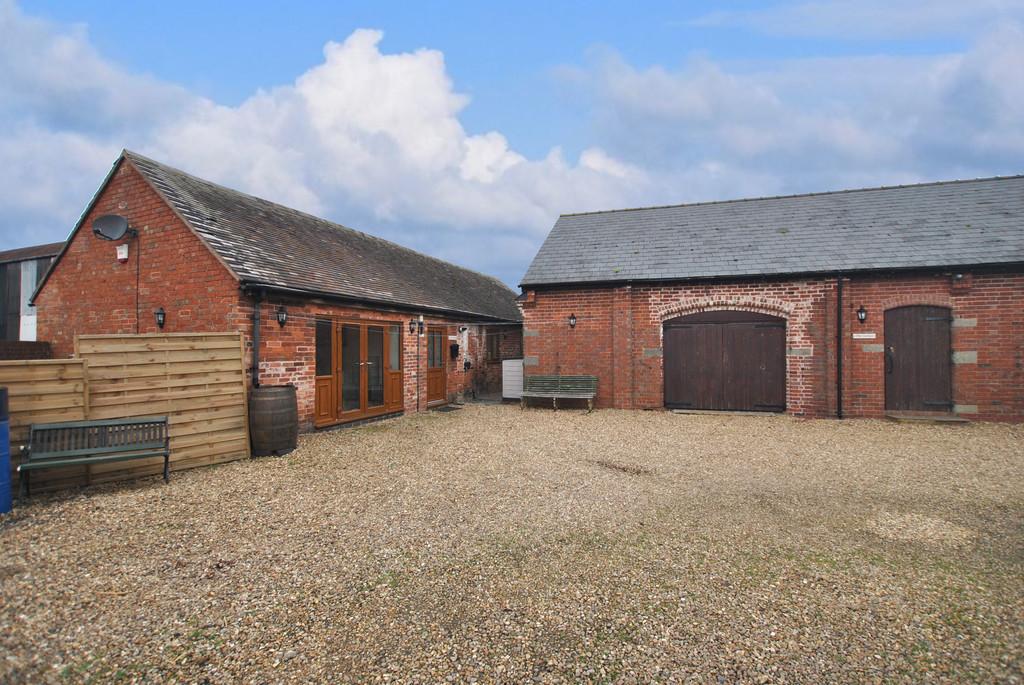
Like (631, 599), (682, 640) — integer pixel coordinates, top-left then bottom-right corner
(0, 387), (10, 513)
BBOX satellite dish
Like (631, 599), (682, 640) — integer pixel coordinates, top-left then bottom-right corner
(92, 214), (131, 241)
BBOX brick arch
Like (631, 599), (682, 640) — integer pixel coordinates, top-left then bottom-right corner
(879, 294), (953, 312)
(657, 296), (794, 323)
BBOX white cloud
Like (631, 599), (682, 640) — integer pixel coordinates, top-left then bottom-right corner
(1, 0), (1023, 286)
(146, 29), (648, 235)
(0, 7), (649, 284)
(560, 22), (1024, 195)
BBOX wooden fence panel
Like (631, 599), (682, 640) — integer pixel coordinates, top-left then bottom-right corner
(75, 332), (251, 484)
(0, 359), (89, 491)
(1, 333), (251, 493)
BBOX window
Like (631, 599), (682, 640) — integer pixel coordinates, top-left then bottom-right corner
(389, 324), (401, 371)
(427, 329), (444, 368)
(486, 332), (501, 361)
(315, 319), (332, 377)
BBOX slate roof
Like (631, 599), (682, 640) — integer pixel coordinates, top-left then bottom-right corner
(521, 176), (1024, 286)
(119, 151), (520, 321)
(0, 242), (63, 264)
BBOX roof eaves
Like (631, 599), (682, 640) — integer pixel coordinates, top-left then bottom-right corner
(519, 260), (1024, 289)
(241, 280), (522, 323)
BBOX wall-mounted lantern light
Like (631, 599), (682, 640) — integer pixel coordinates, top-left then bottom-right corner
(856, 306), (867, 324)
(418, 318), (425, 336)
(154, 307), (166, 329)
(409, 319), (417, 335)
(568, 313), (577, 329)
(276, 306), (288, 327)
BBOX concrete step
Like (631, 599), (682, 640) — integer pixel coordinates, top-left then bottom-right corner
(885, 411), (969, 424)
(672, 409), (778, 417)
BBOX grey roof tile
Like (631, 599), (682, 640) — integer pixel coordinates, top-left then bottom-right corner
(125, 151), (520, 321)
(0, 242), (63, 264)
(521, 176), (1024, 286)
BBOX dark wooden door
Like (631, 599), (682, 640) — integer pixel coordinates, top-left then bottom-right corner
(884, 306), (952, 411)
(426, 327), (447, 404)
(664, 311), (786, 412)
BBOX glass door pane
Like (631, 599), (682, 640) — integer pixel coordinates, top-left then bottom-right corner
(367, 326), (384, 408)
(341, 324), (362, 412)
(389, 324), (401, 371)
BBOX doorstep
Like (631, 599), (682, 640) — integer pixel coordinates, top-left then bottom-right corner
(672, 409), (779, 417)
(885, 411), (970, 424)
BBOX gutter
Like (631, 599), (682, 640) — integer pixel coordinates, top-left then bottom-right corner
(518, 260), (1024, 291)
(836, 276), (843, 419)
(251, 289), (262, 388)
(238, 281), (522, 324)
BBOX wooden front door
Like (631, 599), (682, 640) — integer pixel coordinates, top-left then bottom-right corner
(884, 306), (952, 412)
(314, 319), (403, 426)
(663, 310), (786, 412)
(426, 326), (447, 405)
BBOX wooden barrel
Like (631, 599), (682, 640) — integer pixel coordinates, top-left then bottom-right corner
(249, 385), (298, 456)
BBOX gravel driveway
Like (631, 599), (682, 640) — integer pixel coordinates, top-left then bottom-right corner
(2, 405), (1022, 683)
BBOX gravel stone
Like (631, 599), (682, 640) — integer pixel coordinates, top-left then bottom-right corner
(1, 405), (1022, 683)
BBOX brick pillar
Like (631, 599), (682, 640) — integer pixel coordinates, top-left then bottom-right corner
(611, 285), (634, 408)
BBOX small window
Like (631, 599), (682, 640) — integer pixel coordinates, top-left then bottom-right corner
(315, 320), (332, 376)
(486, 333), (501, 361)
(389, 324), (401, 371)
(427, 329), (444, 368)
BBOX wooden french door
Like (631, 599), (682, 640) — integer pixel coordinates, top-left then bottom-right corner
(426, 327), (447, 405)
(884, 306), (952, 412)
(314, 320), (403, 426)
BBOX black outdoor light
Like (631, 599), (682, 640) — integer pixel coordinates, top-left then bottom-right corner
(568, 313), (577, 329)
(409, 319), (417, 335)
(154, 307), (166, 329)
(856, 306), (867, 324)
(276, 306), (288, 327)
(418, 319), (425, 335)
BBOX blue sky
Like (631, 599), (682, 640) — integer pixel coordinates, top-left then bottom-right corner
(3, 1), (1023, 286)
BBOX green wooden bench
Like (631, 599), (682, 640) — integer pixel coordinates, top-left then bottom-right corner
(18, 416), (170, 498)
(521, 375), (598, 411)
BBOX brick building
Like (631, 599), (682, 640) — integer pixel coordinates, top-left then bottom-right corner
(520, 176), (1024, 421)
(0, 241), (61, 342)
(33, 150), (522, 430)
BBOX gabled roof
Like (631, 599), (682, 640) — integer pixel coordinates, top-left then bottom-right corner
(521, 175), (1024, 287)
(35, 150), (521, 321)
(127, 151), (521, 321)
(0, 242), (63, 265)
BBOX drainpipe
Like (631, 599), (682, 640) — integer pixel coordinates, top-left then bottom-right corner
(836, 276), (844, 419)
(251, 290), (262, 388)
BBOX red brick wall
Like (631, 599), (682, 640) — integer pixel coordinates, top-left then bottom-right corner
(522, 270), (1023, 421)
(249, 296), (485, 429)
(35, 160), (243, 357)
(843, 271), (1024, 421)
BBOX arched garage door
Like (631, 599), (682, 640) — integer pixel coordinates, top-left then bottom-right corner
(663, 310), (786, 412)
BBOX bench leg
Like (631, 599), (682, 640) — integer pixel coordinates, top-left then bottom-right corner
(587, 398), (593, 413)
(19, 470), (28, 500)
(163, 453), (170, 483)
(553, 397), (557, 410)
(520, 396), (525, 410)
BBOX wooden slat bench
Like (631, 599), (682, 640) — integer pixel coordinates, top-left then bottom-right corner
(18, 416), (170, 498)
(520, 375), (598, 411)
